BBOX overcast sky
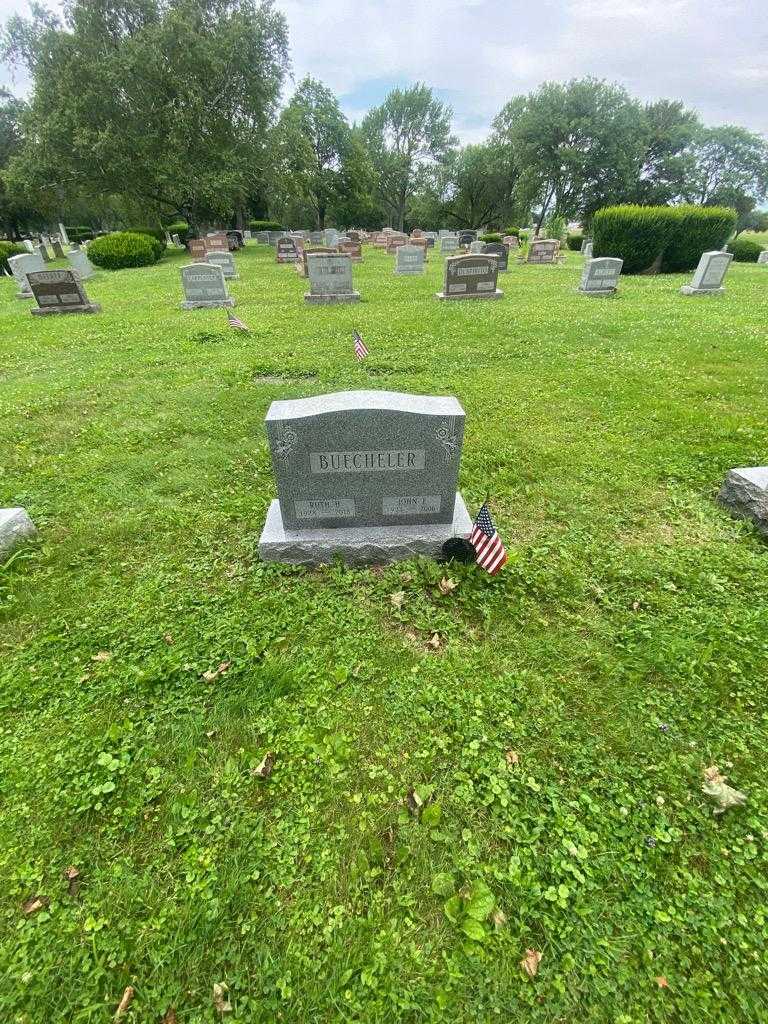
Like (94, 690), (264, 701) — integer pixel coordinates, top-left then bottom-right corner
(2, 0), (767, 142)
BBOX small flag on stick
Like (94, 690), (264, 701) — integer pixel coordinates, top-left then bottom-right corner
(470, 502), (508, 574)
(353, 330), (369, 360)
(227, 311), (250, 332)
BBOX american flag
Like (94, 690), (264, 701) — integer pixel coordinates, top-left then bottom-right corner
(227, 311), (250, 332)
(470, 502), (508, 574)
(353, 330), (369, 360)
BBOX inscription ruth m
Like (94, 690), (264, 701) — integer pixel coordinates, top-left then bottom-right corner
(310, 449), (426, 474)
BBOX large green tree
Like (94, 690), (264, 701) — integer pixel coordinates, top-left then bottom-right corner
(1, 0), (289, 228)
(361, 84), (455, 231)
(633, 99), (701, 204)
(684, 125), (768, 206)
(492, 79), (649, 230)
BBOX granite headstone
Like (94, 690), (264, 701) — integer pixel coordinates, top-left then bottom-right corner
(206, 250), (238, 279)
(180, 263), (234, 308)
(436, 254), (503, 300)
(304, 252), (359, 304)
(579, 256), (623, 296)
(681, 251), (733, 296)
(395, 244), (426, 275)
(7, 252), (46, 298)
(27, 269), (100, 315)
(66, 246), (95, 280)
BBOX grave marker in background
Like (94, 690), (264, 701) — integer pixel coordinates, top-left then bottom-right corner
(304, 253), (359, 304)
(483, 242), (509, 272)
(206, 250), (238, 279)
(680, 251), (733, 296)
(8, 252), (46, 298)
(258, 390), (472, 564)
(527, 239), (559, 264)
(66, 246), (95, 280)
(395, 244), (426, 275)
(578, 256), (623, 295)
(276, 236), (299, 263)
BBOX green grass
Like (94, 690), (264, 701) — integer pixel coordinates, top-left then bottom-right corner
(2, 244), (768, 1023)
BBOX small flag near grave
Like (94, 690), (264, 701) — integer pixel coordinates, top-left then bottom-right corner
(227, 311), (250, 332)
(470, 502), (507, 574)
(353, 330), (369, 360)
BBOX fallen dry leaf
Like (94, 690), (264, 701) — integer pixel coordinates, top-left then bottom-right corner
(202, 661), (230, 683)
(92, 651), (111, 662)
(655, 976), (670, 989)
(63, 865), (81, 897)
(163, 633), (174, 645)
(505, 750), (520, 766)
(405, 787), (423, 817)
(162, 1009), (177, 1024)
(400, 572), (414, 584)
(389, 591), (405, 610)
(253, 752), (276, 779)
(213, 982), (232, 1014)
(426, 632), (442, 650)
(438, 577), (458, 596)
(520, 948), (542, 978)
(22, 895), (48, 916)
(114, 986), (135, 1020)
(703, 764), (725, 784)
(702, 778), (747, 815)
(492, 908), (507, 930)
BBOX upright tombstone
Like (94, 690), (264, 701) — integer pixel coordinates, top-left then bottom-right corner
(527, 239), (559, 264)
(681, 251), (733, 296)
(437, 254), (503, 301)
(395, 244), (426, 275)
(347, 230), (362, 243)
(66, 246), (96, 280)
(206, 250), (238, 279)
(718, 467), (768, 536)
(27, 269), (101, 315)
(309, 231), (324, 244)
(298, 245), (336, 277)
(7, 252), (46, 298)
(483, 242), (509, 272)
(583, 241), (593, 260)
(58, 223), (70, 246)
(386, 233), (409, 255)
(258, 390), (473, 565)
(206, 234), (229, 253)
(424, 231), (437, 248)
(171, 233), (182, 247)
(267, 231), (282, 246)
(255, 231), (270, 244)
(304, 252), (359, 304)
(276, 236), (299, 264)
(503, 235), (519, 250)
(36, 243), (52, 263)
(324, 228), (339, 248)
(243, 229), (252, 240)
(757, 250), (768, 265)
(23, 239), (35, 253)
(180, 263), (234, 309)
(440, 234), (459, 255)
(578, 256), (623, 296)
(410, 228), (424, 238)
(469, 240), (485, 254)
(580, 237), (592, 254)
(51, 238), (65, 259)
(188, 238), (207, 260)
(458, 230), (476, 249)
(338, 239), (363, 263)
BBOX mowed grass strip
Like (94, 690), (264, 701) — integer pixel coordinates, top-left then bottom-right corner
(1, 244), (768, 1022)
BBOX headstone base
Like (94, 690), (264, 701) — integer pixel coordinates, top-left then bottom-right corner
(16, 291), (32, 300)
(31, 302), (101, 316)
(0, 507), (37, 561)
(259, 493), (473, 565)
(435, 290), (503, 301)
(578, 286), (617, 297)
(180, 298), (235, 309)
(680, 286), (724, 296)
(717, 467), (768, 535)
(304, 292), (360, 305)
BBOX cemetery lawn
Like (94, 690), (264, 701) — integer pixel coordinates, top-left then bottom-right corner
(3, 244), (768, 1024)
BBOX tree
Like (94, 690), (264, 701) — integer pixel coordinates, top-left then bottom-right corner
(1, 0), (289, 229)
(492, 79), (649, 231)
(634, 100), (701, 204)
(272, 77), (352, 229)
(684, 125), (768, 206)
(361, 84), (456, 231)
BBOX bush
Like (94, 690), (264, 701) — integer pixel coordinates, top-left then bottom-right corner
(0, 240), (26, 272)
(66, 226), (95, 243)
(126, 226), (167, 260)
(165, 220), (190, 243)
(88, 231), (159, 270)
(567, 232), (584, 251)
(592, 205), (737, 274)
(479, 233), (502, 243)
(727, 238), (764, 263)
(502, 226), (520, 238)
(248, 219), (283, 232)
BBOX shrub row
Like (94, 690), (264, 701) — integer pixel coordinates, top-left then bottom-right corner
(164, 220), (190, 243)
(567, 232), (584, 251)
(479, 233), (502, 243)
(88, 231), (162, 270)
(727, 238), (765, 263)
(592, 205), (737, 274)
(66, 225), (95, 243)
(0, 240), (26, 272)
(248, 219), (283, 232)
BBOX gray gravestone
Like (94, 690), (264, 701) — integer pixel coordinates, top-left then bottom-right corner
(580, 237), (591, 254)
(180, 263), (234, 308)
(304, 252), (359, 304)
(718, 467), (768, 536)
(469, 240), (485, 254)
(583, 241), (593, 260)
(276, 236), (299, 263)
(37, 242), (52, 262)
(8, 252), (46, 298)
(206, 250), (238, 279)
(579, 256), (623, 296)
(681, 251), (733, 296)
(258, 390), (472, 564)
(324, 228), (339, 247)
(171, 233), (182, 246)
(503, 235), (519, 250)
(51, 238), (65, 259)
(395, 244), (425, 275)
(437, 254), (502, 300)
(256, 231), (270, 244)
(527, 239), (559, 264)
(0, 507), (37, 562)
(309, 231), (324, 244)
(440, 234), (459, 254)
(27, 269), (100, 315)
(23, 240), (35, 253)
(757, 251), (768, 265)
(66, 246), (95, 280)
(267, 231), (282, 246)
(483, 242), (509, 272)
(58, 223), (70, 246)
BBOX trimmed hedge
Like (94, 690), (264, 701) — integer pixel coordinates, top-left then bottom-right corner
(727, 238), (764, 263)
(0, 241), (27, 272)
(66, 226), (95, 243)
(126, 226), (167, 260)
(567, 232), (584, 251)
(249, 219), (283, 232)
(165, 220), (190, 243)
(88, 232), (159, 270)
(592, 205), (737, 274)
(479, 233), (502, 243)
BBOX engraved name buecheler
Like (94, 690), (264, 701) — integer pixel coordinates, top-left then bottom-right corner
(309, 449), (426, 474)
